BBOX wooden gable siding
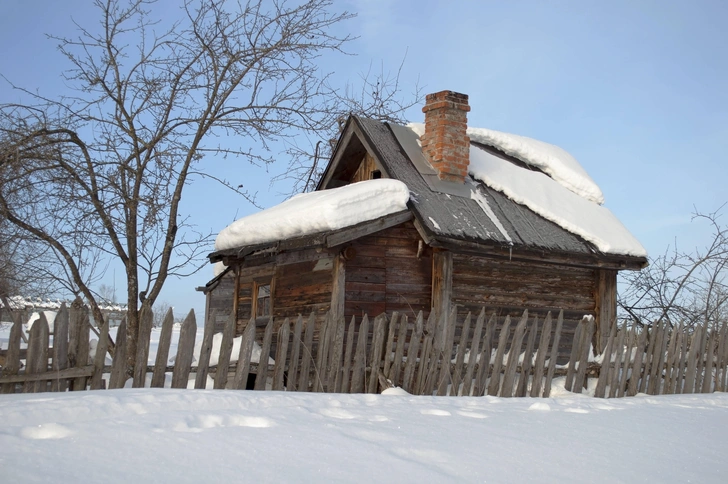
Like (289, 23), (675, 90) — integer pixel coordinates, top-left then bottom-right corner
(344, 221), (432, 322)
(208, 272), (235, 333)
(451, 253), (597, 361)
(349, 152), (381, 184)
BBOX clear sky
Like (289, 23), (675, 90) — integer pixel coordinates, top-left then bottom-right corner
(1, 0), (727, 320)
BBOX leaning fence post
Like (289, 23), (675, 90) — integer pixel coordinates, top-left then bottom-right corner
(171, 310), (197, 389)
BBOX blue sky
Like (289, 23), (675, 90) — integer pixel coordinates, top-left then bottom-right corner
(1, 0), (727, 319)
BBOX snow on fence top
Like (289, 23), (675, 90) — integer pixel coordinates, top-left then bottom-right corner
(215, 179), (410, 252)
(407, 123), (646, 257)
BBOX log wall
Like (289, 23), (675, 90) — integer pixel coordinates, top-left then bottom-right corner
(344, 221), (432, 322)
(451, 253), (598, 361)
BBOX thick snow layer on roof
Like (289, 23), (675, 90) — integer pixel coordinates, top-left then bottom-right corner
(469, 146), (647, 257)
(215, 179), (410, 251)
(408, 123), (604, 204)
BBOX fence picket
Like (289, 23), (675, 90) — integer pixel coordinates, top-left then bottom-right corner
(340, 316), (357, 393)
(382, 312), (399, 380)
(718, 323), (728, 392)
(297, 313), (316, 392)
(414, 311), (435, 395)
(683, 325), (702, 394)
(531, 312), (552, 397)
(663, 324), (680, 394)
(488, 315), (512, 396)
(390, 314), (408, 386)
(1, 313), (23, 394)
(108, 318), (128, 389)
(502, 311), (528, 397)
(627, 326), (648, 396)
(648, 322), (668, 395)
(313, 313), (331, 393)
(702, 326), (716, 393)
(193, 309), (217, 389)
(451, 312), (473, 396)
(90, 319), (109, 390)
(694, 322), (709, 393)
(233, 317), (256, 390)
(594, 318), (617, 398)
(462, 309), (485, 397)
(133, 306), (153, 388)
(152, 308), (175, 388)
(565, 319), (583, 393)
(25, 312), (50, 393)
(272, 319), (290, 391)
(368, 314), (389, 394)
(254, 317), (274, 391)
(402, 312), (424, 393)
(609, 327), (626, 398)
(330, 313), (346, 393)
(214, 311), (237, 390)
(350, 314), (369, 394)
(51, 304), (70, 392)
(543, 311), (564, 398)
(517, 316), (538, 397)
(617, 325), (636, 398)
(475, 313), (496, 397)
(287, 315), (304, 392)
(171, 310), (197, 389)
(71, 306), (90, 391)
(436, 308), (458, 396)
(638, 325), (656, 394)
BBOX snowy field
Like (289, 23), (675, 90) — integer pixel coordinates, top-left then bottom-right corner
(1, 390), (727, 483)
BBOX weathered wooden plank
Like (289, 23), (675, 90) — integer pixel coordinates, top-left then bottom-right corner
(297, 312), (316, 392)
(330, 312), (347, 393)
(382, 312), (399, 380)
(451, 312), (473, 396)
(663, 324), (680, 395)
(647, 322), (667, 395)
(90, 318), (109, 390)
(422, 310), (442, 395)
(1, 313), (23, 393)
(488, 315), (513, 397)
(340, 316), (357, 393)
(312, 313), (331, 393)
(717, 323), (728, 392)
(638, 325), (656, 394)
(233, 318), (256, 390)
(432, 250), (453, 348)
(564, 318), (583, 393)
(214, 311), (237, 390)
(67, 299), (83, 374)
(402, 312), (424, 393)
(193, 309), (216, 389)
(368, 314), (389, 394)
(0, 366), (94, 384)
(702, 325), (716, 393)
(500, 311), (528, 397)
(71, 306), (90, 391)
(108, 318), (128, 389)
(594, 316), (618, 398)
(350, 314), (370, 393)
(287, 315), (304, 392)
(25, 312), (50, 393)
(543, 311), (564, 398)
(609, 327), (626, 398)
(474, 312), (496, 397)
(461, 309), (485, 397)
(50, 303), (70, 392)
(694, 322), (709, 393)
(150, 308), (175, 388)
(329, 253), (346, 330)
(390, 314), (408, 386)
(254, 317), (274, 391)
(683, 324), (702, 394)
(413, 311), (434, 394)
(626, 326), (648, 396)
(530, 312), (552, 397)
(517, 316), (538, 398)
(674, 331), (688, 394)
(171, 310), (197, 389)
(436, 308), (458, 396)
(617, 325), (636, 398)
(272, 319), (291, 391)
(133, 306), (154, 388)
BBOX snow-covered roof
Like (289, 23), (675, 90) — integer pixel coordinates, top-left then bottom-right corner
(407, 123), (646, 258)
(214, 179), (410, 252)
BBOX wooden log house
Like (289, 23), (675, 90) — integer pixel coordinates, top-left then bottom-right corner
(199, 90), (647, 359)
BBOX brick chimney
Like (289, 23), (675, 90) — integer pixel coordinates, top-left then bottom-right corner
(420, 90), (471, 183)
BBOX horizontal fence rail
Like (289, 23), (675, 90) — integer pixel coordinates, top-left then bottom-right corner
(1, 304), (727, 398)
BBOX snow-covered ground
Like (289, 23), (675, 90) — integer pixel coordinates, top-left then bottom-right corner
(1, 390), (726, 483)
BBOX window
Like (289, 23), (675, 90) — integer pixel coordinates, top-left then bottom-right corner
(254, 282), (271, 318)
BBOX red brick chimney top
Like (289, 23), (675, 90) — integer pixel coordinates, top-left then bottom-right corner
(420, 90), (470, 183)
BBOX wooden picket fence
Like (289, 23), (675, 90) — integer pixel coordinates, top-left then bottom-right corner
(2, 303), (728, 398)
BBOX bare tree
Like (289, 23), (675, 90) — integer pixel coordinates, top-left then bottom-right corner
(275, 58), (423, 194)
(0, 0), (354, 375)
(619, 206), (728, 330)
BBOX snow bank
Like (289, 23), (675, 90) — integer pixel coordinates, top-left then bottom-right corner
(2, 390), (727, 483)
(469, 147), (647, 256)
(215, 179), (410, 251)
